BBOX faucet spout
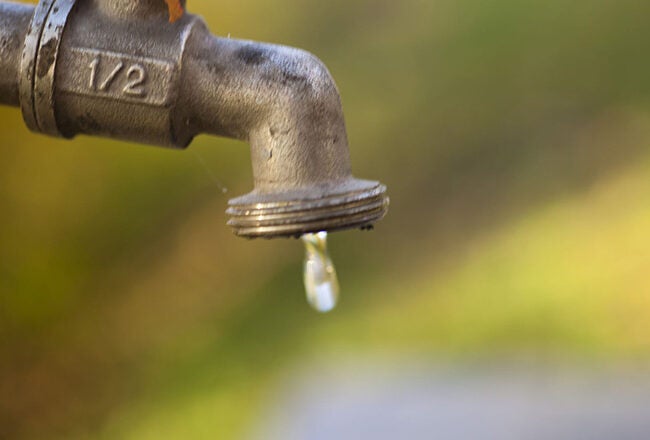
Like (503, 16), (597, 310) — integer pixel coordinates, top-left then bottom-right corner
(185, 36), (352, 192)
(182, 30), (388, 237)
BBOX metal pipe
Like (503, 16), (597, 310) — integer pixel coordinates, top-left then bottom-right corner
(0, 2), (32, 106)
(0, 0), (388, 238)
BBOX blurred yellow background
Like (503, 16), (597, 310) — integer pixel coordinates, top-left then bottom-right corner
(2, 0), (650, 438)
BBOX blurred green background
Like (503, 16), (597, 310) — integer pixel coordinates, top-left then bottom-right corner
(2, 0), (650, 438)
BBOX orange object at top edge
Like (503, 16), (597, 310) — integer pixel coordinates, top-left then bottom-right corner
(164, 0), (184, 23)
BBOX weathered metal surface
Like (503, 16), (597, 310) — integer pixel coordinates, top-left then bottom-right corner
(0, 0), (389, 238)
(0, 2), (31, 106)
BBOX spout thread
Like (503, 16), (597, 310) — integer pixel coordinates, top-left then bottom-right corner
(227, 182), (388, 238)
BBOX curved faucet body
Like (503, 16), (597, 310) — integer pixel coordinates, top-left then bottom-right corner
(0, 0), (388, 237)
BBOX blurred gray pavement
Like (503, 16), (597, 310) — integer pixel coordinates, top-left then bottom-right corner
(250, 360), (650, 440)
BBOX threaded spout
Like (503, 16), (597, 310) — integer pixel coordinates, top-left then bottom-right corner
(181, 27), (388, 237)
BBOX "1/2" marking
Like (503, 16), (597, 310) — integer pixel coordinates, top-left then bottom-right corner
(59, 48), (175, 107)
(88, 56), (147, 97)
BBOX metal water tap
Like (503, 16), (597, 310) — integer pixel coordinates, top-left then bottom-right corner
(0, 0), (388, 238)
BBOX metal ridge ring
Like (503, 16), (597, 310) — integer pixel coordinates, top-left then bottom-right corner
(33, 0), (77, 136)
(19, 0), (55, 133)
(19, 0), (77, 136)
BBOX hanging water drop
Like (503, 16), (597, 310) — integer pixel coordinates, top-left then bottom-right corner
(301, 231), (340, 313)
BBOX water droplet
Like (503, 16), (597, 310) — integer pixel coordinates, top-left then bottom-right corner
(301, 231), (340, 313)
